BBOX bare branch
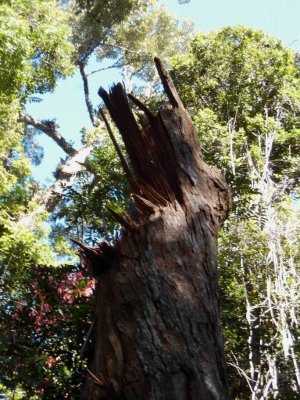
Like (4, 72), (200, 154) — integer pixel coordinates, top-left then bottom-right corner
(99, 108), (136, 189)
(87, 58), (128, 77)
(101, 43), (146, 56)
(19, 114), (77, 156)
(85, 43), (147, 77)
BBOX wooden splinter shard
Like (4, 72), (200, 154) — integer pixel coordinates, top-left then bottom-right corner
(97, 59), (187, 214)
(154, 57), (184, 109)
(99, 108), (137, 192)
(70, 237), (115, 274)
(127, 93), (154, 122)
(106, 207), (138, 231)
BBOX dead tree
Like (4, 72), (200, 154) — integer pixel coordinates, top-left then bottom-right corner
(83, 58), (231, 399)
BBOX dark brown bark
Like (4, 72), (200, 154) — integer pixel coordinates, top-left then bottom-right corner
(83, 59), (231, 399)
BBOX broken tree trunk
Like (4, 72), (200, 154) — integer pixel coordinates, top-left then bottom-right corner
(83, 58), (231, 399)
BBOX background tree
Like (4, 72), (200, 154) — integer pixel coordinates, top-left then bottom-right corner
(171, 26), (300, 399)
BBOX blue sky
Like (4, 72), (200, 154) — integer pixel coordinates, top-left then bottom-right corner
(168, 0), (300, 45)
(29, 0), (300, 183)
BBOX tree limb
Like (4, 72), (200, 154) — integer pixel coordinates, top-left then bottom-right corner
(19, 114), (77, 157)
(87, 58), (128, 77)
(19, 145), (93, 227)
(100, 43), (146, 56)
(39, 145), (94, 212)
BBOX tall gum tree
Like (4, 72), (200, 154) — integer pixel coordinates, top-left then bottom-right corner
(82, 59), (231, 399)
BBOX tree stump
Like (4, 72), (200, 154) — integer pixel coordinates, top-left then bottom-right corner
(83, 58), (231, 400)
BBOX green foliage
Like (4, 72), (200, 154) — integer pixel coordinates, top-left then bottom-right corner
(0, 2), (80, 396)
(94, 3), (194, 81)
(0, 0), (74, 200)
(54, 129), (130, 243)
(0, 0), (75, 276)
(0, 0), (73, 96)
(171, 26), (300, 196)
(0, 0), (74, 268)
(70, 0), (151, 61)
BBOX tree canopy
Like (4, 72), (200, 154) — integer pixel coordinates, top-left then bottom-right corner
(171, 26), (300, 196)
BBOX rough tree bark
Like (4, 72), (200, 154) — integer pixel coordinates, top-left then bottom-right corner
(82, 58), (231, 399)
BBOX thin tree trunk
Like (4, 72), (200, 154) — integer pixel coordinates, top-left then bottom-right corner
(83, 58), (231, 399)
